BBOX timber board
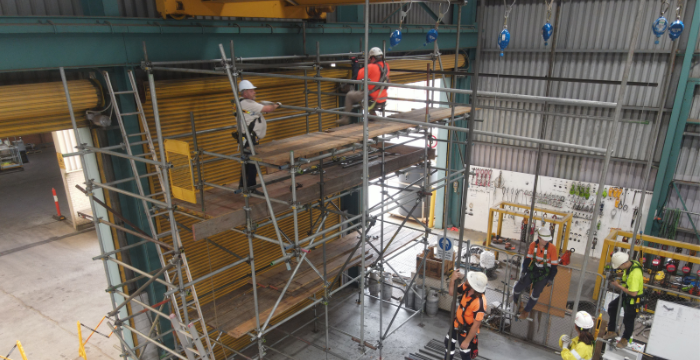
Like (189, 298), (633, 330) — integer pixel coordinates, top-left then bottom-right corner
(178, 145), (435, 240)
(198, 223), (423, 339)
(250, 106), (474, 166)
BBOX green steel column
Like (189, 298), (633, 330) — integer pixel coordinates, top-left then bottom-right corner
(447, 74), (471, 228)
(645, 1), (700, 236)
(101, 67), (174, 347)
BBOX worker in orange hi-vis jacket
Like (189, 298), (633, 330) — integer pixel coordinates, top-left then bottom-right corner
(512, 227), (559, 320)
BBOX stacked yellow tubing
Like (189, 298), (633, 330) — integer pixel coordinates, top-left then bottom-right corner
(0, 80), (101, 138)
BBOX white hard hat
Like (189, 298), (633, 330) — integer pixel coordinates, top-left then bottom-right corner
(238, 80), (256, 92)
(574, 311), (595, 329)
(538, 227), (552, 242)
(466, 271), (488, 293)
(369, 47), (383, 58)
(479, 251), (495, 269)
(611, 252), (629, 269)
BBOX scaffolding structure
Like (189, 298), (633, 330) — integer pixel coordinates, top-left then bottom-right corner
(57, 1), (669, 359)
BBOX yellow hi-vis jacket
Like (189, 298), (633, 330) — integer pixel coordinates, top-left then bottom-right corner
(560, 337), (593, 360)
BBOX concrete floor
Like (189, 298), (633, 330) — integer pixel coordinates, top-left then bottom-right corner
(0, 151), (587, 360)
(241, 287), (561, 360)
(0, 151), (121, 359)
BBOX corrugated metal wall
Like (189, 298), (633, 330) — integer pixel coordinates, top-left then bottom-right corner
(0, 0), (83, 16)
(471, 0), (682, 190)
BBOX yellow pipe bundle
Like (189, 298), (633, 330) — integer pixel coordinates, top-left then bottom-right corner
(0, 80), (101, 137)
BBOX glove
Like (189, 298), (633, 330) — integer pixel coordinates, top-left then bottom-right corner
(546, 279), (553, 287)
(559, 334), (571, 349)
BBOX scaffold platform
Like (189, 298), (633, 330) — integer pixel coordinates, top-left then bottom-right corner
(198, 222), (423, 339)
(174, 107), (475, 241)
(251, 106), (473, 166)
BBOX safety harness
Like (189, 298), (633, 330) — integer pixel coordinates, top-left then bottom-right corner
(231, 103), (262, 148)
(365, 61), (389, 111)
(528, 241), (554, 283)
(455, 293), (484, 336)
(621, 260), (644, 311)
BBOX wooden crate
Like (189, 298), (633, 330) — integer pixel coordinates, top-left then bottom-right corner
(416, 246), (454, 280)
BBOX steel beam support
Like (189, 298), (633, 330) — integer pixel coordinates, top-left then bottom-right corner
(646, 0), (700, 236)
(0, 18), (476, 71)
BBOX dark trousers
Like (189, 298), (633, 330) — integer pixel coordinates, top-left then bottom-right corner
(239, 162), (257, 189)
(607, 295), (636, 340)
(513, 272), (548, 312)
(238, 138), (259, 189)
(444, 327), (478, 360)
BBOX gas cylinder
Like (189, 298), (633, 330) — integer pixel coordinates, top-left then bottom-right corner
(426, 290), (439, 316)
(381, 272), (393, 301)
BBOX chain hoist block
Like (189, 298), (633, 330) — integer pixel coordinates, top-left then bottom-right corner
(498, 28), (511, 56)
(542, 22), (553, 46)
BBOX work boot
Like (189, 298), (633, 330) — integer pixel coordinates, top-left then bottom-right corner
(602, 331), (618, 341)
(616, 338), (628, 349)
(518, 311), (529, 320)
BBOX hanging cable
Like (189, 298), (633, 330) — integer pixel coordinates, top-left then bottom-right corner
(668, 0), (685, 41)
(423, 0), (448, 47)
(389, 1), (412, 50)
(498, 0), (517, 56)
(542, 0), (555, 46)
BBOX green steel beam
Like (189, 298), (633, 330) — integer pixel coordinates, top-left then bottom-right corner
(672, 182), (700, 243)
(335, 5), (364, 23)
(418, 3), (441, 23)
(646, 1), (700, 236)
(0, 17), (476, 72)
(80, 0), (120, 16)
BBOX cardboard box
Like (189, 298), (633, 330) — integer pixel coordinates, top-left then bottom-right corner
(417, 247), (454, 280)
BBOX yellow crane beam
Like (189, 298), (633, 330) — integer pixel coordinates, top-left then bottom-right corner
(156, 0), (456, 19)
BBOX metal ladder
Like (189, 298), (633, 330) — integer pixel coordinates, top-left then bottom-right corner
(103, 70), (213, 359)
